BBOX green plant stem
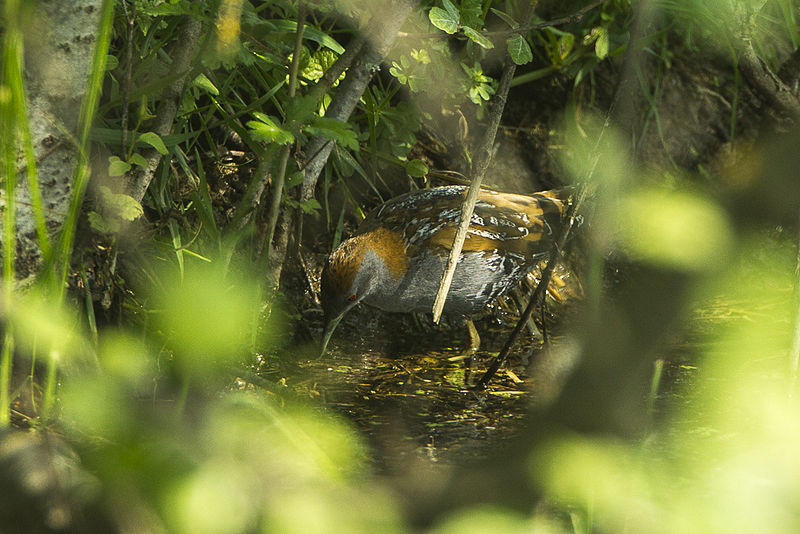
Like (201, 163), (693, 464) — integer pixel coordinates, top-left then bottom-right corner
(260, 3), (307, 271)
(55, 0), (115, 300)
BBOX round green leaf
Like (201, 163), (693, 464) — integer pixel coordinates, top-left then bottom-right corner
(405, 159), (429, 178)
(105, 54), (119, 71)
(129, 153), (148, 167)
(507, 34), (532, 65)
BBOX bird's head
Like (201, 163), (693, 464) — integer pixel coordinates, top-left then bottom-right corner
(319, 236), (370, 356)
(319, 228), (409, 355)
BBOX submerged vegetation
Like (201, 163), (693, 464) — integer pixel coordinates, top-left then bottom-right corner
(1, 0), (800, 532)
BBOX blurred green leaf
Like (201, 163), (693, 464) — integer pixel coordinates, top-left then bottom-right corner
(430, 505), (539, 534)
(615, 187), (733, 272)
(11, 291), (86, 364)
(61, 376), (131, 439)
(98, 330), (154, 389)
(595, 27), (610, 59)
(153, 267), (262, 377)
(108, 155), (131, 176)
(98, 186), (143, 221)
(166, 462), (256, 534)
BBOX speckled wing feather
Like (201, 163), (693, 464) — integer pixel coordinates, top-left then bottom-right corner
(356, 185), (570, 262)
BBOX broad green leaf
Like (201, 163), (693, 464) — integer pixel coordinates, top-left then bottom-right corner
(193, 73), (219, 95)
(99, 186), (144, 221)
(138, 132), (168, 155)
(105, 54), (119, 70)
(247, 116), (294, 145)
(595, 28), (610, 59)
(108, 156), (131, 176)
(88, 211), (117, 234)
(284, 197), (322, 215)
(405, 159), (429, 178)
(442, 0), (459, 18)
(262, 20), (345, 53)
(251, 111), (272, 123)
(129, 153), (148, 167)
(429, 7), (458, 34)
(112, 194), (144, 221)
(306, 117), (359, 150)
(507, 34), (533, 65)
(463, 26), (494, 49)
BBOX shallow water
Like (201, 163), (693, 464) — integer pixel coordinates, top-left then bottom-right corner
(284, 306), (546, 466)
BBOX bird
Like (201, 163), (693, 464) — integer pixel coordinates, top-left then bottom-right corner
(319, 185), (572, 356)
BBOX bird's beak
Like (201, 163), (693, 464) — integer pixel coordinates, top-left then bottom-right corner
(319, 314), (343, 357)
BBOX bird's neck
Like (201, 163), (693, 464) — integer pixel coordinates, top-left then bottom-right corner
(355, 227), (408, 279)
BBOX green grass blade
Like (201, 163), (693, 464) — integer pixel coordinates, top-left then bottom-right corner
(168, 219), (185, 281)
(0, 0), (21, 427)
(0, 332), (14, 427)
(55, 0), (115, 299)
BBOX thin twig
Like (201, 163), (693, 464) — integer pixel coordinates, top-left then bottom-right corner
(431, 4), (537, 323)
(738, 39), (800, 119)
(474, 0), (649, 388)
(474, 186), (589, 389)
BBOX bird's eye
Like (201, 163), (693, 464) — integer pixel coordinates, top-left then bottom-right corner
(347, 294), (357, 302)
